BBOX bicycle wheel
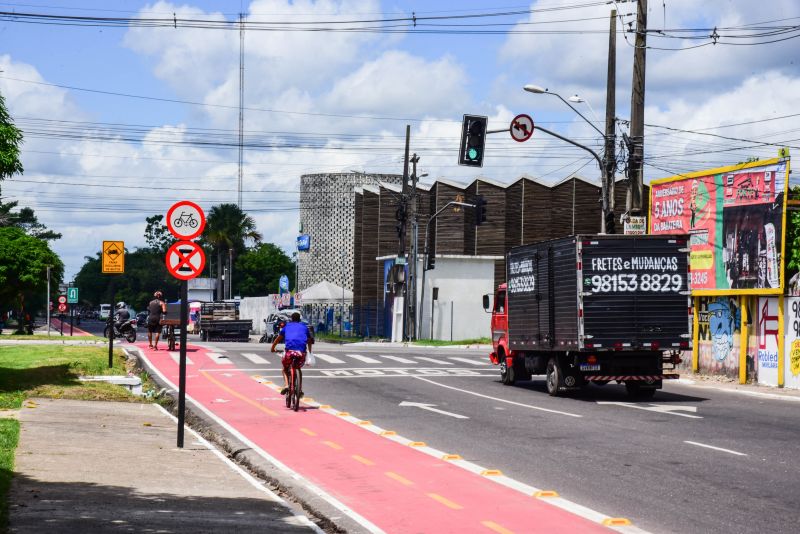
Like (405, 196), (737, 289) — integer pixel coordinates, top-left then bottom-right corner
(292, 367), (302, 411)
(173, 217), (183, 228)
(285, 366), (293, 408)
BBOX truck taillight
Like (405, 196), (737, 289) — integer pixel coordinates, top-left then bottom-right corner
(613, 342), (623, 351)
(585, 343), (594, 348)
(651, 341), (660, 350)
(680, 341), (689, 348)
(587, 354), (597, 364)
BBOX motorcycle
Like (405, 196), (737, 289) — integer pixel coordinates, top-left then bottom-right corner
(104, 317), (137, 343)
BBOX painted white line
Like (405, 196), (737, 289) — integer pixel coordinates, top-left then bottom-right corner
(398, 401), (469, 419)
(207, 352), (234, 365)
(447, 357), (489, 366)
(313, 353), (346, 364)
(169, 352), (193, 365)
(415, 357), (452, 365)
(241, 352), (269, 364)
(379, 355), (416, 364)
(345, 353), (381, 364)
(674, 382), (800, 403)
(414, 377), (583, 418)
(134, 348), (385, 534)
(596, 401), (702, 419)
(684, 440), (747, 456)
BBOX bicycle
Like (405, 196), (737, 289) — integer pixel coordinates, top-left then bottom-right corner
(173, 211), (199, 229)
(282, 350), (304, 412)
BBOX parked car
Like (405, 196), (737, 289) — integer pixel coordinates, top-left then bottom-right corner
(261, 309), (312, 343)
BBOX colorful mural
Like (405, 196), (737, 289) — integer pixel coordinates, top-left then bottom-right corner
(697, 296), (741, 378)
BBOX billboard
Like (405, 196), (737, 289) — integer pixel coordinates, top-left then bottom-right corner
(650, 157), (790, 295)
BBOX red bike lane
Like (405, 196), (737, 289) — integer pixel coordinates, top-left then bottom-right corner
(137, 343), (619, 534)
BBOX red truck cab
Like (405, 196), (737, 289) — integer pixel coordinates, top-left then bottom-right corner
(484, 284), (518, 384)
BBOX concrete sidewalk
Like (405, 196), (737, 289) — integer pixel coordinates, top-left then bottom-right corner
(9, 399), (321, 533)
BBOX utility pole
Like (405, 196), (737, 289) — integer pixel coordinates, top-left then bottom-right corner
(627, 0), (647, 215)
(237, 12), (245, 208)
(407, 153), (420, 341)
(394, 125), (410, 342)
(604, 9), (617, 227)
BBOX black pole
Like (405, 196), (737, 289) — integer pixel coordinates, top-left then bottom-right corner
(108, 290), (114, 368)
(177, 279), (188, 448)
(60, 315), (64, 336)
(69, 305), (74, 336)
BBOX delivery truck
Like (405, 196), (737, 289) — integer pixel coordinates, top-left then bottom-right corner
(484, 234), (691, 398)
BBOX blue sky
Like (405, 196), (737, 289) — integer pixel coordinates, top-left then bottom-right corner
(2, 0), (799, 279)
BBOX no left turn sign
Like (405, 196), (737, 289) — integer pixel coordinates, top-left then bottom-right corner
(165, 241), (206, 281)
(510, 114), (534, 142)
(166, 200), (206, 241)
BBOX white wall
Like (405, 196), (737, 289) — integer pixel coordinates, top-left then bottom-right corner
(238, 296), (278, 334)
(416, 256), (496, 341)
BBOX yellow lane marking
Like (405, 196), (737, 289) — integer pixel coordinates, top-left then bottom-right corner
(385, 471), (414, 486)
(323, 441), (343, 450)
(303, 397), (315, 402)
(427, 493), (463, 510)
(300, 428), (316, 436)
(533, 490), (559, 498)
(358, 420), (372, 425)
(319, 404), (332, 409)
(200, 370), (279, 416)
(337, 411), (350, 416)
(408, 441), (427, 447)
(481, 469), (503, 476)
(442, 454), (462, 460)
(352, 454), (375, 466)
(380, 430), (397, 436)
(602, 518), (632, 527)
(481, 520), (514, 534)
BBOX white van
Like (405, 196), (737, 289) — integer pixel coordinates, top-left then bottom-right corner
(99, 304), (111, 320)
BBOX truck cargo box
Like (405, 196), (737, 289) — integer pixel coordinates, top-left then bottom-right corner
(506, 235), (690, 352)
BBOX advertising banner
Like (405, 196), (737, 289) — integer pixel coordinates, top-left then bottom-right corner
(785, 297), (800, 390)
(650, 158), (789, 294)
(756, 297), (780, 386)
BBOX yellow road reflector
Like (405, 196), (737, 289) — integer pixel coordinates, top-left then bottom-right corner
(337, 411), (350, 417)
(481, 520), (515, 534)
(142, 422), (152, 427)
(358, 420), (372, 425)
(481, 469), (503, 476)
(442, 454), (462, 461)
(303, 397), (314, 402)
(602, 518), (632, 527)
(352, 454), (375, 466)
(427, 493), (463, 510)
(408, 441), (427, 447)
(385, 471), (414, 486)
(534, 490), (559, 498)
(319, 404), (331, 409)
(380, 430), (397, 436)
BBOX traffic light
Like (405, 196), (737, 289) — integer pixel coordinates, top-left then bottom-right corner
(458, 114), (488, 167)
(605, 211), (616, 234)
(475, 195), (487, 226)
(426, 254), (436, 270)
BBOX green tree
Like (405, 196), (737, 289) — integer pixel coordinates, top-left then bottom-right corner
(0, 91), (23, 191)
(0, 200), (62, 240)
(0, 227), (63, 332)
(204, 203), (262, 298)
(785, 187), (800, 290)
(235, 243), (295, 297)
(144, 214), (173, 252)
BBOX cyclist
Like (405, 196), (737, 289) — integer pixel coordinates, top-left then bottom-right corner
(270, 312), (314, 396)
(147, 291), (166, 350)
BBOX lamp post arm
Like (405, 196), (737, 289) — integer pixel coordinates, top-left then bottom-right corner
(535, 125), (604, 172)
(551, 92), (605, 138)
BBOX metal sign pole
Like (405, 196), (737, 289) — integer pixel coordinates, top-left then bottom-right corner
(69, 305), (74, 336)
(177, 279), (188, 448)
(108, 290), (114, 368)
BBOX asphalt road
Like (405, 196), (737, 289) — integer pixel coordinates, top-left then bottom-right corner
(77, 318), (800, 533)
(192, 339), (800, 534)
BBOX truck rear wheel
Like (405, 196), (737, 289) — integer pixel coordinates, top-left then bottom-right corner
(546, 357), (562, 396)
(499, 355), (515, 385)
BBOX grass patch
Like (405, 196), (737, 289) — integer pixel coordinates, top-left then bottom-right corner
(0, 418), (19, 530)
(413, 337), (491, 347)
(0, 345), (134, 409)
(314, 333), (362, 344)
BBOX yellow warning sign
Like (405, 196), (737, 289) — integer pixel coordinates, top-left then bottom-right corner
(102, 241), (125, 274)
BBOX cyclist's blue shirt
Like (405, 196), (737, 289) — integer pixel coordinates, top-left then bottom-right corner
(281, 321), (309, 352)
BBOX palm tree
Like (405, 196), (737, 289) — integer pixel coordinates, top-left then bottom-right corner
(204, 203), (262, 299)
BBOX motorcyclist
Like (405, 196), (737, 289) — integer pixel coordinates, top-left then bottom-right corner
(114, 302), (130, 331)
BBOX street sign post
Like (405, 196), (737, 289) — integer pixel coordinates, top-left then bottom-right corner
(67, 287), (79, 304)
(510, 114), (534, 142)
(102, 241), (125, 274)
(57, 302), (67, 313)
(164, 200), (207, 448)
(166, 200), (206, 240)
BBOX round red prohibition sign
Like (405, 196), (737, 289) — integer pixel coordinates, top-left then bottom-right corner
(57, 303), (68, 313)
(510, 113), (534, 142)
(57, 295), (67, 305)
(166, 200), (206, 241)
(165, 241), (206, 281)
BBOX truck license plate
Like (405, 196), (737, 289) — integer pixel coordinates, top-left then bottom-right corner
(579, 364), (601, 371)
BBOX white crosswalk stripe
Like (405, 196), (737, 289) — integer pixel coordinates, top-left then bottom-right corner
(169, 352), (193, 365)
(415, 357), (452, 365)
(346, 353), (381, 364)
(313, 353), (346, 364)
(241, 352), (269, 364)
(447, 357), (489, 366)
(379, 355), (416, 364)
(207, 352), (233, 365)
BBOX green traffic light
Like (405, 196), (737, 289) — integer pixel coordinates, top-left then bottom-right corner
(468, 148), (479, 160)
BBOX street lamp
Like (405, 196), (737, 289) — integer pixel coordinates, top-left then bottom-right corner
(568, 94), (601, 125)
(523, 83), (611, 233)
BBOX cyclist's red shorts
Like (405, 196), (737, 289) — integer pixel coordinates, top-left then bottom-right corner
(282, 349), (306, 368)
